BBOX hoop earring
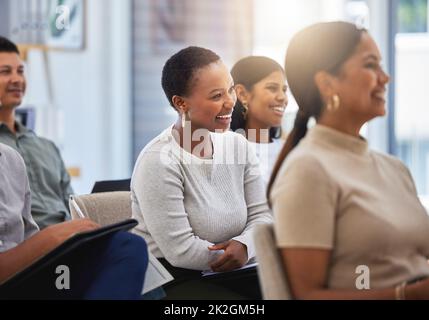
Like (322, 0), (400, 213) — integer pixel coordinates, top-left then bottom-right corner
(332, 94), (340, 110)
(327, 94), (340, 111)
(242, 102), (248, 120)
(181, 112), (186, 128)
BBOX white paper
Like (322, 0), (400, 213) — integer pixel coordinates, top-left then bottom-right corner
(68, 197), (174, 295)
(201, 262), (258, 277)
(142, 253), (174, 294)
(69, 196), (86, 219)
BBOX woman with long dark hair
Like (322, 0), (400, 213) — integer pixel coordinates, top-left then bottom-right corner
(268, 21), (429, 299)
(230, 56), (288, 184)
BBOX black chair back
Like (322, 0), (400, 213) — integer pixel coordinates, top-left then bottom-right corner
(91, 179), (131, 193)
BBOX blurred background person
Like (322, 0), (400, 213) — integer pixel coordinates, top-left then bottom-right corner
(230, 56), (288, 185)
(268, 21), (429, 300)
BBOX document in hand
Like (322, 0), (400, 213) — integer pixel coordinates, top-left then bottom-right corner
(142, 253), (174, 294)
(68, 197), (174, 295)
(201, 262), (258, 277)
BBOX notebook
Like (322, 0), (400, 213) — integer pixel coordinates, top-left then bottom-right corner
(0, 219), (138, 290)
(68, 197), (174, 295)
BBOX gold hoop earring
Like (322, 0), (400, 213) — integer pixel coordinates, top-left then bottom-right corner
(327, 94), (340, 111)
(332, 94), (340, 110)
(181, 112), (186, 128)
(242, 102), (248, 120)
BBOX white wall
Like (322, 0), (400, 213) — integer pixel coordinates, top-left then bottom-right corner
(132, 0), (254, 159)
(252, 0), (347, 131)
(24, 0), (132, 194)
(253, 0), (346, 66)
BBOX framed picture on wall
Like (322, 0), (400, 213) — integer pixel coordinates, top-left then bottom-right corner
(46, 0), (85, 50)
(8, 0), (85, 51)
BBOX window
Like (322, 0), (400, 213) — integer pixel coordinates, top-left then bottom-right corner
(398, 0), (427, 32)
(394, 0), (429, 204)
(252, 0), (360, 131)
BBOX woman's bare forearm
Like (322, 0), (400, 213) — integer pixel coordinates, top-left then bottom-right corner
(294, 287), (396, 300)
(294, 281), (427, 300)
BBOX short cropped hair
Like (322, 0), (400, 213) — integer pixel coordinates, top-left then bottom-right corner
(161, 46), (220, 109)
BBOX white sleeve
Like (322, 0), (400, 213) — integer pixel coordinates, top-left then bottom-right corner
(232, 138), (273, 260)
(132, 151), (217, 270)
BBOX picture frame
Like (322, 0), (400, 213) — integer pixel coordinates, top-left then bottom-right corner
(8, 0), (86, 51)
(46, 0), (86, 50)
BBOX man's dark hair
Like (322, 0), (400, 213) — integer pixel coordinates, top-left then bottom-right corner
(0, 36), (20, 54)
(161, 46), (220, 109)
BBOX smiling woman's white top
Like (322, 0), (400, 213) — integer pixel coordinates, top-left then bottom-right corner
(248, 138), (284, 186)
(131, 125), (272, 270)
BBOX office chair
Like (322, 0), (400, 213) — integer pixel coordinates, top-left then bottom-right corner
(15, 106), (36, 130)
(91, 178), (131, 193)
(69, 191), (132, 226)
(254, 223), (291, 299)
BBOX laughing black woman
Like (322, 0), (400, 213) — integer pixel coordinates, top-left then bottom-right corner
(131, 46), (272, 299)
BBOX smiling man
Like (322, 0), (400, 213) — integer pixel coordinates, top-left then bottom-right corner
(0, 36), (73, 229)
